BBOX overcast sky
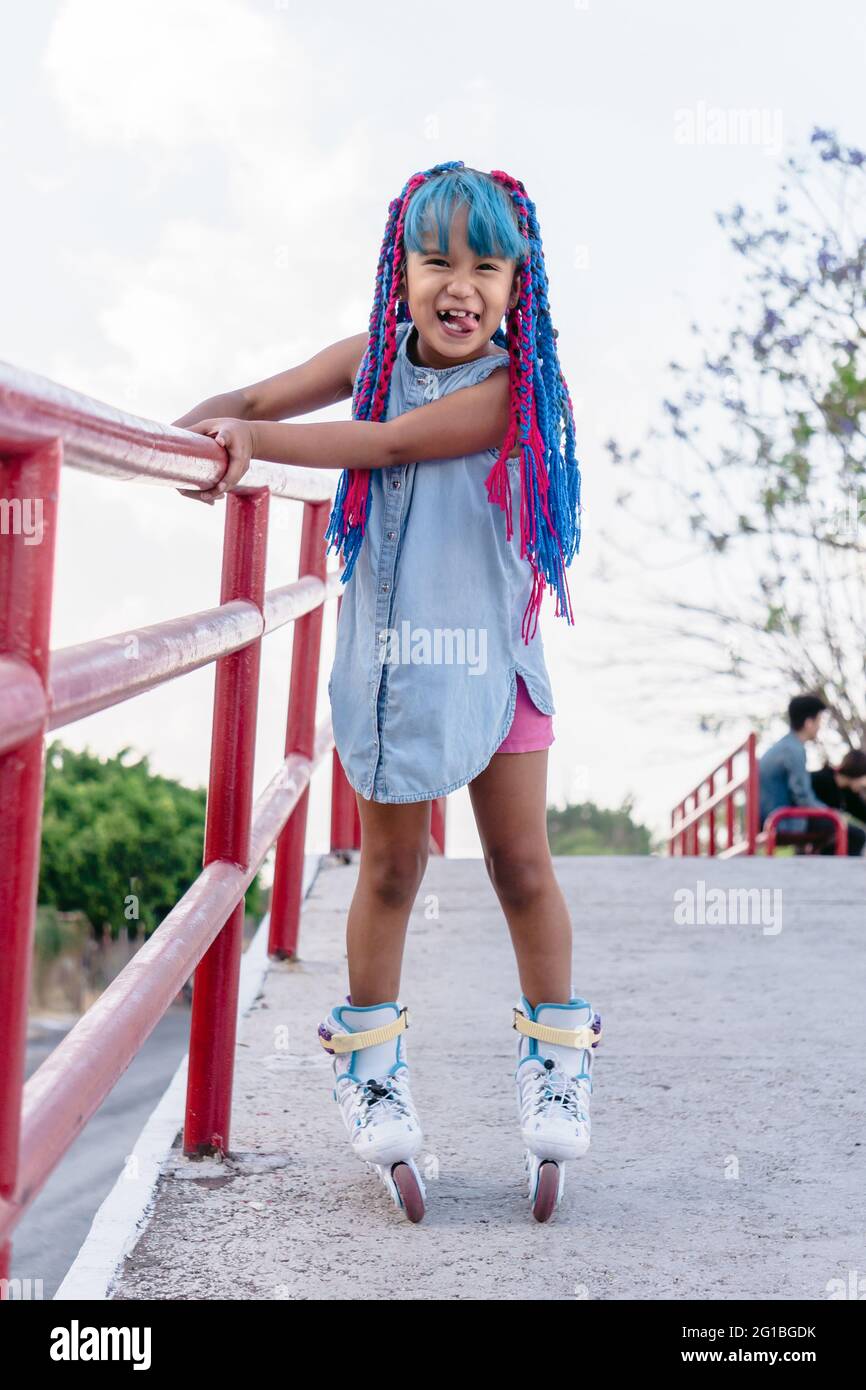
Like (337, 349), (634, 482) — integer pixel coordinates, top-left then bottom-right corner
(2, 0), (863, 857)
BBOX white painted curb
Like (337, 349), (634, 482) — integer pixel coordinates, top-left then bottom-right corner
(54, 852), (325, 1301)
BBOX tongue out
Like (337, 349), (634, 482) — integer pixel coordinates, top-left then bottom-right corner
(441, 312), (477, 335)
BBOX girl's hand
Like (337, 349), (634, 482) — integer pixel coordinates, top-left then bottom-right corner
(175, 418), (256, 504)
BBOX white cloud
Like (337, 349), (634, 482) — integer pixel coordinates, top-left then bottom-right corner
(44, 0), (292, 148)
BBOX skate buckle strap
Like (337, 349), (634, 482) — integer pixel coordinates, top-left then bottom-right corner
(319, 1006), (410, 1055)
(513, 1008), (602, 1050)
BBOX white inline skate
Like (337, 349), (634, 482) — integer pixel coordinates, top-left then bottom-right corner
(513, 994), (603, 1222)
(317, 998), (426, 1222)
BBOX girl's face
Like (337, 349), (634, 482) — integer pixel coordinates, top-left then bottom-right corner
(400, 201), (521, 367)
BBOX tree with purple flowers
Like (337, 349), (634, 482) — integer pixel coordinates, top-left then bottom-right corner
(604, 126), (865, 751)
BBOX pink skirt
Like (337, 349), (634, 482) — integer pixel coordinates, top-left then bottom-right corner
(495, 674), (555, 754)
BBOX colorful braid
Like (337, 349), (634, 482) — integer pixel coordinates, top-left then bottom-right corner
(323, 161), (581, 644)
(484, 170), (579, 641)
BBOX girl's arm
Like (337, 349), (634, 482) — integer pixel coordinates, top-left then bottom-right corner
(238, 332), (369, 419)
(173, 387), (253, 429)
(251, 366), (515, 470)
(178, 360), (515, 503)
(171, 332), (369, 428)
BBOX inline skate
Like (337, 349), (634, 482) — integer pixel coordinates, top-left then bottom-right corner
(318, 998), (426, 1222)
(513, 994), (603, 1222)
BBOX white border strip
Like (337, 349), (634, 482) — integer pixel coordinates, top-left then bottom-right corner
(53, 852), (324, 1301)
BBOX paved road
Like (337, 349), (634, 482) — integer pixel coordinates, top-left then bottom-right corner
(108, 853), (865, 1300)
(13, 1006), (191, 1300)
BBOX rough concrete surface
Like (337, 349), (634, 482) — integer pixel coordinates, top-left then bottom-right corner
(110, 854), (865, 1301)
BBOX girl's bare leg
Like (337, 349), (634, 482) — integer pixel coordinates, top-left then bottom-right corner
(468, 748), (573, 1008)
(346, 794), (431, 1005)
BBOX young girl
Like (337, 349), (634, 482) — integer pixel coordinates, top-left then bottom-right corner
(175, 161), (602, 1222)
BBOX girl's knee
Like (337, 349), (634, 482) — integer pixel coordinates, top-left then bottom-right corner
(364, 844), (429, 907)
(484, 845), (552, 908)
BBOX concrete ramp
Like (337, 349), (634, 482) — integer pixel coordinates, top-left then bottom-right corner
(106, 854), (864, 1301)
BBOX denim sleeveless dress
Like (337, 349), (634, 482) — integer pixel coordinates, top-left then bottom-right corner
(326, 320), (556, 804)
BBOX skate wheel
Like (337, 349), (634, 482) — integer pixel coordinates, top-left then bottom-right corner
(531, 1160), (560, 1223)
(391, 1162), (425, 1223)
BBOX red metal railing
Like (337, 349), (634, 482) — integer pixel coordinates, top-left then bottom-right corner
(670, 733), (760, 857)
(669, 731), (848, 856)
(0, 359), (445, 1288)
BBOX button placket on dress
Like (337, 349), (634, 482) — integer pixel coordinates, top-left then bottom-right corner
(371, 470), (403, 791)
(370, 370), (439, 796)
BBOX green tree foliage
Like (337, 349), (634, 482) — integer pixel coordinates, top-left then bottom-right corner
(38, 740), (264, 940)
(547, 796), (655, 855)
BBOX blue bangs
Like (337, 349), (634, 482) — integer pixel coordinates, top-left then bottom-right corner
(402, 167), (527, 265)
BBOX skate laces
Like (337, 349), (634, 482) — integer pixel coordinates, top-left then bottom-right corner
(356, 1074), (411, 1126)
(531, 1058), (589, 1123)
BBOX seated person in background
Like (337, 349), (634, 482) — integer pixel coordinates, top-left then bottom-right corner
(809, 749), (866, 857)
(758, 694), (829, 846)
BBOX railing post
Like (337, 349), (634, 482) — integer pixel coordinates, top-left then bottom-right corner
(745, 732), (759, 854)
(329, 581), (361, 854)
(726, 755), (735, 851)
(183, 488), (270, 1157)
(330, 751), (361, 852)
(0, 440), (61, 1290)
(430, 796), (446, 854)
(268, 499), (330, 959)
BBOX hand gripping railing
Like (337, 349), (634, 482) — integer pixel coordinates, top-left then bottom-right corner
(0, 359), (445, 1289)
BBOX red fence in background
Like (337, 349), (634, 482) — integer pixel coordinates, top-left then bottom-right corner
(669, 731), (847, 856)
(670, 733), (760, 857)
(0, 359), (445, 1289)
